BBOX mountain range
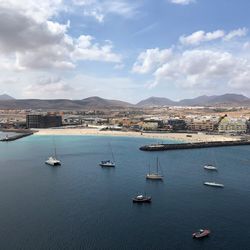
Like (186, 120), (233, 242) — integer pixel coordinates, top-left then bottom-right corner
(137, 94), (250, 107)
(0, 94), (15, 101)
(0, 93), (249, 109)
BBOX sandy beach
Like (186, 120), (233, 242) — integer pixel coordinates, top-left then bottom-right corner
(34, 128), (237, 143)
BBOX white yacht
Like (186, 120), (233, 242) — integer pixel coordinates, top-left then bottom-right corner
(146, 157), (164, 180)
(45, 140), (61, 166)
(204, 165), (217, 171)
(204, 182), (224, 188)
(45, 156), (61, 166)
(99, 143), (116, 167)
(99, 160), (115, 167)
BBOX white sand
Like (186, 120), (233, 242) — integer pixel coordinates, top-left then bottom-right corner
(34, 128), (237, 143)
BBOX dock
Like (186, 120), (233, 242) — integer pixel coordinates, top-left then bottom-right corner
(0, 130), (34, 142)
(139, 140), (250, 151)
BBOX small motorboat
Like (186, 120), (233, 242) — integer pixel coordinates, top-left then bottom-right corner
(99, 160), (115, 167)
(204, 182), (224, 188)
(132, 194), (151, 203)
(204, 165), (217, 171)
(192, 229), (210, 239)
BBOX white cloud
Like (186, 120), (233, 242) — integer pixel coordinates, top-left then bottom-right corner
(223, 28), (248, 41)
(132, 48), (172, 74)
(83, 9), (104, 23)
(0, 0), (64, 22)
(0, 1), (121, 70)
(180, 30), (225, 46)
(154, 50), (237, 87)
(133, 44), (250, 92)
(24, 76), (74, 98)
(180, 28), (248, 46)
(72, 36), (121, 62)
(169, 0), (195, 5)
(73, 0), (139, 22)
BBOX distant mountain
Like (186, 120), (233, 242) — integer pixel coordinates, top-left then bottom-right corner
(0, 93), (249, 110)
(0, 94), (15, 100)
(136, 97), (177, 107)
(80, 96), (132, 108)
(0, 97), (133, 110)
(179, 94), (250, 106)
(137, 94), (250, 107)
(178, 95), (215, 106)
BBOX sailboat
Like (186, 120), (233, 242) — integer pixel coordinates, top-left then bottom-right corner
(146, 157), (163, 180)
(45, 139), (61, 166)
(204, 149), (218, 171)
(99, 143), (115, 167)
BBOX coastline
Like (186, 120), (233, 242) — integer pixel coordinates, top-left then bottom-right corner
(33, 128), (237, 143)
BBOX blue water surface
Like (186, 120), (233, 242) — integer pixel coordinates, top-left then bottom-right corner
(0, 135), (249, 249)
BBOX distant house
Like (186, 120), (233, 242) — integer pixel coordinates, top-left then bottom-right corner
(218, 117), (247, 133)
(141, 118), (164, 131)
(168, 119), (186, 131)
(142, 121), (159, 130)
(186, 116), (219, 132)
(246, 119), (250, 134)
(26, 114), (62, 128)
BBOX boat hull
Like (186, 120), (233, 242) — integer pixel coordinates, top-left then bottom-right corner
(132, 197), (151, 203)
(192, 229), (210, 239)
(204, 182), (224, 188)
(146, 174), (163, 180)
(45, 161), (61, 166)
(99, 163), (115, 167)
(204, 166), (217, 171)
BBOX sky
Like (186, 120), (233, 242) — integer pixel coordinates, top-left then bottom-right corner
(1, 0), (250, 103)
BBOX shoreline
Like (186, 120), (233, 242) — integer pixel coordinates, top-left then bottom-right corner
(33, 128), (238, 143)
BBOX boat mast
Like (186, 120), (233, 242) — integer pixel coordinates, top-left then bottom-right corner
(109, 143), (115, 162)
(156, 157), (159, 174)
(53, 137), (57, 158)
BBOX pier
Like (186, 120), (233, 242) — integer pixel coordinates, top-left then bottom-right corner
(139, 140), (250, 151)
(0, 130), (34, 142)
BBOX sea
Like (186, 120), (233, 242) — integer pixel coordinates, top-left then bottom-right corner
(0, 134), (250, 250)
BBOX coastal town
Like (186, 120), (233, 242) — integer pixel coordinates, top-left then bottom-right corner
(1, 103), (250, 143)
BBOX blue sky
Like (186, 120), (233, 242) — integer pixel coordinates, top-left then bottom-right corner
(0, 0), (250, 102)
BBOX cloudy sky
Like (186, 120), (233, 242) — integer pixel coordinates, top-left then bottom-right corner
(1, 0), (250, 102)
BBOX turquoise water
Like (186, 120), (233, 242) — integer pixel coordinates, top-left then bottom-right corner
(0, 135), (250, 249)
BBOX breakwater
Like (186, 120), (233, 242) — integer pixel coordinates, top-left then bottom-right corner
(139, 140), (250, 151)
(0, 130), (34, 142)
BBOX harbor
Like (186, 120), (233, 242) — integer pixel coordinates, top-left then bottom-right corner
(0, 134), (249, 249)
(139, 140), (250, 151)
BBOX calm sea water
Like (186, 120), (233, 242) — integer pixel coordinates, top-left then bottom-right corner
(0, 135), (250, 249)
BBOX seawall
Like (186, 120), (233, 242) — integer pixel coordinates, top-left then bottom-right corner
(139, 140), (250, 151)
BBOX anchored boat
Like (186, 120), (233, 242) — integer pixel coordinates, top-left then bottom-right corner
(204, 182), (224, 188)
(45, 156), (61, 166)
(146, 157), (163, 180)
(204, 165), (217, 171)
(192, 229), (211, 239)
(132, 194), (151, 203)
(99, 160), (115, 167)
(45, 140), (61, 166)
(99, 143), (116, 167)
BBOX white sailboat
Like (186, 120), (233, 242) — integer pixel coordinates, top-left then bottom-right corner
(45, 140), (61, 166)
(99, 143), (115, 167)
(204, 149), (218, 171)
(146, 157), (163, 180)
